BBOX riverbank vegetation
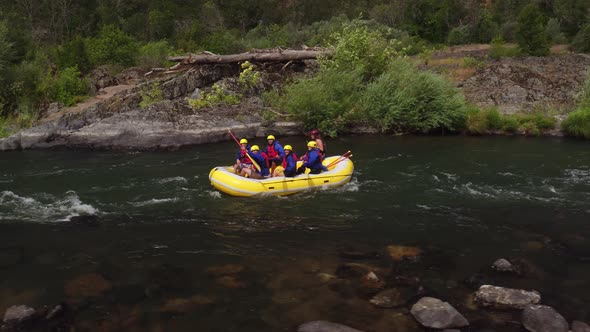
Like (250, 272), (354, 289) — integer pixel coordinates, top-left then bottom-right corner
(562, 75), (590, 139)
(1, 0), (590, 138)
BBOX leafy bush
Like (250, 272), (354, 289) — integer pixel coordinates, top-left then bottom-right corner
(572, 22), (590, 53)
(465, 107), (489, 134)
(447, 25), (472, 45)
(516, 4), (549, 56)
(137, 40), (173, 68)
(462, 57), (485, 69)
(188, 83), (240, 109)
(362, 60), (467, 133)
(490, 37), (521, 60)
(486, 108), (503, 129)
(562, 107), (590, 139)
(56, 36), (91, 73)
(474, 9), (499, 43)
(139, 82), (164, 109)
(87, 25), (139, 66)
(545, 18), (567, 45)
(47, 66), (89, 106)
(201, 29), (244, 54)
(0, 20), (13, 76)
(502, 116), (520, 132)
(577, 75), (590, 108)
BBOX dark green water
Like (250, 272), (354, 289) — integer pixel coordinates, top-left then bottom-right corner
(1, 136), (589, 331)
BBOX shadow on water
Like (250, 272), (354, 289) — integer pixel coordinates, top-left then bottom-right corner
(0, 135), (589, 331)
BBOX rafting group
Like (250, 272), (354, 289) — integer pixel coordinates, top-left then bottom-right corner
(232, 129), (327, 179)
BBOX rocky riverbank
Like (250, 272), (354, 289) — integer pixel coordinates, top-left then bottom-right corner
(1, 49), (589, 151)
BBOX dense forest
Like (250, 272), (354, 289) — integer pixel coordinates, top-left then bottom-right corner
(1, 0), (590, 136)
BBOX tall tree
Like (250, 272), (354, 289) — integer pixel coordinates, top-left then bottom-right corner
(517, 3), (549, 56)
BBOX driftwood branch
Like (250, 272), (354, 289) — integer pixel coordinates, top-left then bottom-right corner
(168, 49), (332, 64)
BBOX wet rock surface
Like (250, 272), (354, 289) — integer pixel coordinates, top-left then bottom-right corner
(475, 285), (541, 309)
(492, 258), (514, 273)
(369, 288), (413, 308)
(3, 305), (36, 324)
(522, 305), (568, 332)
(572, 320), (590, 332)
(410, 297), (469, 329)
(298, 320), (365, 332)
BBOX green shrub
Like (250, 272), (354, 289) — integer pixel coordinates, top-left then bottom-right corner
(490, 37), (521, 60)
(516, 4), (549, 56)
(545, 18), (567, 45)
(462, 57), (485, 69)
(448, 25), (472, 45)
(474, 9), (499, 43)
(577, 75), (590, 108)
(238, 61), (260, 91)
(572, 22), (590, 53)
(0, 20), (14, 76)
(465, 107), (489, 134)
(56, 36), (91, 73)
(502, 116), (520, 132)
(188, 83), (240, 110)
(48, 66), (89, 106)
(87, 25), (139, 66)
(362, 60), (467, 133)
(486, 108), (503, 129)
(137, 40), (173, 68)
(201, 29), (244, 54)
(139, 82), (164, 109)
(562, 107), (590, 139)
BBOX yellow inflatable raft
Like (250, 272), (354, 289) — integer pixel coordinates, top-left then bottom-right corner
(209, 156), (354, 197)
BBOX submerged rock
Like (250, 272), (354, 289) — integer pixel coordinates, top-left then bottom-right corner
(206, 264), (244, 276)
(335, 263), (378, 278)
(160, 295), (215, 313)
(386, 245), (422, 262)
(297, 320), (365, 332)
(522, 305), (568, 332)
(64, 273), (112, 300)
(410, 297), (469, 329)
(3, 305), (36, 328)
(572, 320), (590, 332)
(475, 285), (540, 309)
(369, 288), (411, 308)
(216, 275), (248, 289)
(359, 272), (384, 291)
(492, 258), (514, 272)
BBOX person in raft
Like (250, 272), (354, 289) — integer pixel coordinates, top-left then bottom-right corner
(240, 145), (270, 179)
(264, 135), (285, 173)
(272, 144), (298, 178)
(297, 141), (328, 175)
(309, 129), (327, 158)
(233, 138), (252, 174)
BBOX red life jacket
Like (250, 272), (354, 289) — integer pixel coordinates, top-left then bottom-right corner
(282, 153), (298, 168)
(239, 149), (251, 164)
(266, 143), (279, 159)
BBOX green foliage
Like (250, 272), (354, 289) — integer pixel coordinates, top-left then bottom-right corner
(490, 37), (521, 60)
(238, 61), (260, 90)
(466, 107), (555, 135)
(466, 107), (489, 134)
(137, 41), (173, 68)
(545, 18), (567, 45)
(201, 29), (244, 54)
(577, 75), (590, 108)
(516, 4), (549, 56)
(47, 67), (89, 107)
(462, 57), (485, 70)
(56, 36), (91, 73)
(188, 83), (240, 110)
(486, 108), (503, 129)
(322, 21), (404, 80)
(139, 82), (164, 109)
(572, 22), (590, 53)
(0, 20), (13, 76)
(474, 9), (499, 43)
(87, 25), (139, 67)
(562, 107), (590, 139)
(447, 25), (472, 45)
(363, 60), (467, 133)
(502, 116), (520, 132)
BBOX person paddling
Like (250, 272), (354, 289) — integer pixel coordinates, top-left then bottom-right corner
(297, 141), (327, 175)
(264, 135), (285, 174)
(309, 129), (327, 159)
(272, 145), (298, 177)
(233, 138), (252, 174)
(240, 145), (270, 179)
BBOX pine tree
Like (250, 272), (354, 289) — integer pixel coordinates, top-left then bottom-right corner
(516, 4), (549, 56)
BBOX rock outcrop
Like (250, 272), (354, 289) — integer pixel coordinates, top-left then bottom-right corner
(474, 285), (541, 309)
(410, 297), (469, 329)
(522, 305), (569, 332)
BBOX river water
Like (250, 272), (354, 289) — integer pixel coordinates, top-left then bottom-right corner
(1, 136), (589, 331)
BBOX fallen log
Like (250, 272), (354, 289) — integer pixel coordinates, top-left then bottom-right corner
(168, 49), (332, 64)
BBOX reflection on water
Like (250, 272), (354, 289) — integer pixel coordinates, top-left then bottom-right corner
(0, 136), (589, 331)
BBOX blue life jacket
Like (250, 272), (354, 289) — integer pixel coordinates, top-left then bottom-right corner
(303, 148), (324, 170)
(250, 152), (270, 176)
(283, 153), (297, 173)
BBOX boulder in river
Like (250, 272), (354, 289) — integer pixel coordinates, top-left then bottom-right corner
(410, 297), (469, 329)
(522, 305), (568, 332)
(572, 320), (590, 332)
(369, 288), (413, 308)
(297, 320), (365, 332)
(3, 305), (36, 327)
(475, 285), (540, 309)
(492, 258), (514, 273)
(386, 245), (422, 262)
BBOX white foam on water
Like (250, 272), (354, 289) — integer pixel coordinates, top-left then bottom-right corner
(207, 191), (222, 199)
(130, 198), (179, 207)
(0, 190), (98, 222)
(432, 175), (440, 182)
(416, 204), (433, 210)
(157, 176), (188, 184)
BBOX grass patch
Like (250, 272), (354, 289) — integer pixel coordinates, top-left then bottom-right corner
(466, 107), (556, 135)
(562, 107), (590, 139)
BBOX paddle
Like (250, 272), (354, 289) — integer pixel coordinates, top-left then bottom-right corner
(328, 154), (352, 168)
(327, 150), (352, 168)
(228, 130), (262, 172)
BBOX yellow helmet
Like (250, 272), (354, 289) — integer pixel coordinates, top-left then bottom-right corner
(250, 145), (260, 151)
(307, 141), (317, 148)
(284, 145), (292, 151)
(267, 135), (275, 140)
(239, 138), (248, 144)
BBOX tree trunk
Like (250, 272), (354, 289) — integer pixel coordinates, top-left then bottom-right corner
(168, 49), (332, 64)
